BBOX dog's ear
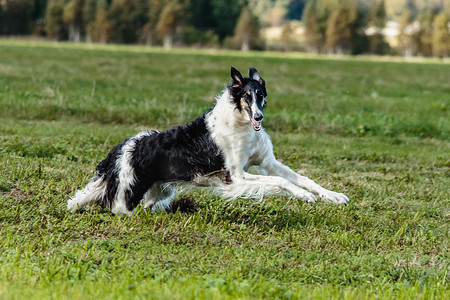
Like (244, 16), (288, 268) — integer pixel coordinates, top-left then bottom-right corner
(249, 67), (267, 97)
(231, 66), (244, 87)
(249, 67), (262, 81)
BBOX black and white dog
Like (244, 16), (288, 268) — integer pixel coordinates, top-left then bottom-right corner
(68, 67), (348, 216)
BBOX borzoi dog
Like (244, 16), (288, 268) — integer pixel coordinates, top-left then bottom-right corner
(68, 67), (348, 216)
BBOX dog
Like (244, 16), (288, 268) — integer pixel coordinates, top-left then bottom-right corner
(68, 66), (349, 216)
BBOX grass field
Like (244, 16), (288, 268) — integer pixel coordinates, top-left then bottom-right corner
(0, 40), (449, 299)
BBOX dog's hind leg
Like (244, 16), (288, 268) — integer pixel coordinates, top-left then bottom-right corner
(67, 176), (107, 212)
(141, 182), (177, 212)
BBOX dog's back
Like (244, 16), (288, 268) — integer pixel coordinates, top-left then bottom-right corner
(68, 113), (226, 215)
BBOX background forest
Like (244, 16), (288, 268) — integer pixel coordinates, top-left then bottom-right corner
(0, 0), (450, 56)
(0, 2), (449, 299)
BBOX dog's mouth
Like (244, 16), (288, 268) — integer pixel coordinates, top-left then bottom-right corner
(246, 111), (262, 131)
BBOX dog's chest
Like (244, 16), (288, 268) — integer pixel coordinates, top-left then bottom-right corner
(215, 128), (262, 165)
(205, 104), (267, 172)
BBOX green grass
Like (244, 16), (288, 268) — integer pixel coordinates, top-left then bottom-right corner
(0, 40), (449, 299)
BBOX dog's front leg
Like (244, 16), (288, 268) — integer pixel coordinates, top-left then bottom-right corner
(262, 159), (349, 205)
(226, 170), (317, 203)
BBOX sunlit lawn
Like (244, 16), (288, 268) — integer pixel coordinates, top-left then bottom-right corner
(0, 40), (448, 299)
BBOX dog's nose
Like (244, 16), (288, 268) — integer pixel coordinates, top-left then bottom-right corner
(254, 113), (263, 121)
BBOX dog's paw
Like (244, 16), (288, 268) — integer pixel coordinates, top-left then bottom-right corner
(319, 191), (349, 205)
(67, 199), (77, 212)
(67, 198), (86, 212)
(295, 190), (317, 203)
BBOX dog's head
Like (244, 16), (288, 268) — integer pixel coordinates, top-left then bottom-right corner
(227, 66), (267, 131)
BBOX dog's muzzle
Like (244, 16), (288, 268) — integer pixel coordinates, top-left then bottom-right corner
(247, 111), (262, 131)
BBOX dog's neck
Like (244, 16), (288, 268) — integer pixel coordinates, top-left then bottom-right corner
(207, 89), (257, 178)
(210, 89), (250, 129)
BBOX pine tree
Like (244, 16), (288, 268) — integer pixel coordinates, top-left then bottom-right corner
(325, 0), (357, 54)
(63, 0), (85, 42)
(189, 0), (215, 30)
(155, 0), (187, 49)
(302, 0), (335, 53)
(302, 0), (321, 53)
(0, 0), (35, 35)
(417, 8), (436, 56)
(45, 0), (66, 40)
(233, 7), (262, 51)
(268, 5), (286, 27)
(281, 21), (296, 51)
(109, 0), (149, 44)
(93, 0), (111, 43)
(433, 12), (450, 57)
(398, 9), (414, 56)
(31, 0), (47, 22)
(211, 0), (246, 41)
(367, 0), (385, 28)
(83, 0), (97, 42)
(367, 0), (388, 54)
(141, 0), (165, 45)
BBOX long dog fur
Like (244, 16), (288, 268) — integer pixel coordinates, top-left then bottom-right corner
(68, 67), (348, 216)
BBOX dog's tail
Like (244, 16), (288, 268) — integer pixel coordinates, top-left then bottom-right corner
(67, 176), (107, 212)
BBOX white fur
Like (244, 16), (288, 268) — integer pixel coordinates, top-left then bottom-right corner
(68, 130), (158, 216)
(112, 130), (160, 215)
(67, 177), (107, 212)
(205, 90), (349, 204)
(110, 139), (136, 215)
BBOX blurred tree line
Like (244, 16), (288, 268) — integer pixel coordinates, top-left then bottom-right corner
(299, 0), (450, 56)
(0, 0), (449, 56)
(0, 0), (254, 48)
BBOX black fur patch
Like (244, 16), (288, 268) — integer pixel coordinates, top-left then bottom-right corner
(93, 67), (267, 212)
(95, 113), (225, 211)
